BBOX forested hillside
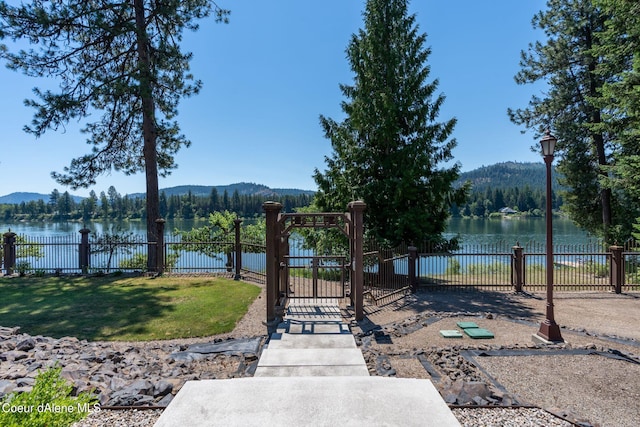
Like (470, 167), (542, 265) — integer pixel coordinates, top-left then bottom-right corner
(0, 185), (313, 222)
(455, 161), (562, 191)
(454, 162), (563, 217)
(0, 162), (566, 222)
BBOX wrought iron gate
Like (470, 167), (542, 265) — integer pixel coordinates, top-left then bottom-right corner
(264, 201), (366, 324)
(285, 255), (348, 298)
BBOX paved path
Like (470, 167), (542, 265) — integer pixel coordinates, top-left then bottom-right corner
(254, 298), (369, 377)
(155, 298), (460, 427)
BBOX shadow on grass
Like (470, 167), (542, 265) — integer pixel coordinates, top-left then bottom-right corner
(0, 275), (175, 341)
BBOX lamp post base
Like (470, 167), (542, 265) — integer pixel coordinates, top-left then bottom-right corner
(534, 321), (564, 343)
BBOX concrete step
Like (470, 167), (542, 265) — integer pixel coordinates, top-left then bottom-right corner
(253, 364), (370, 377)
(154, 376), (461, 427)
(266, 332), (357, 350)
(257, 347), (365, 365)
(156, 299), (461, 426)
(256, 347), (367, 375)
(276, 320), (349, 334)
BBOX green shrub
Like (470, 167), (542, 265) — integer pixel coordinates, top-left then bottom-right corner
(16, 261), (31, 277)
(586, 260), (608, 278)
(466, 261), (509, 275)
(289, 266), (345, 281)
(445, 258), (461, 275)
(118, 253), (147, 271)
(0, 366), (98, 427)
(119, 252), (179, 272)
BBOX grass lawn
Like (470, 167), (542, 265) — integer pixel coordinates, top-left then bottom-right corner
(0, 275), (261, 341)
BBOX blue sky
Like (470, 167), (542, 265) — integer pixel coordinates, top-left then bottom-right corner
(1, 0), (547, 198)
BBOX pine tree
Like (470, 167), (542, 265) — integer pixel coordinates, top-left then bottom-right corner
(313, 0), (467, 247)
(593, 0), (640, 216)
(0, 0), (229, 269)
(508, 0), (637, 243)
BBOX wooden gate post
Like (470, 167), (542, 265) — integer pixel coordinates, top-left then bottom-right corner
(3, 232), (17, 275)
(348, 201), (366, 321)
(264, 201), (283, 325)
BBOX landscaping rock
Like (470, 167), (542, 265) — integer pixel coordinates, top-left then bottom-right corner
(0, 331), (264, 406)
(15, 337), (36, 351)
(153, 380), (173, 397)
(0, 379), (15, 397)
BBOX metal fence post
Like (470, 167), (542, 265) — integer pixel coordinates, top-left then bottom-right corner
(279, 229), (290, 298)
(234, 219), (242, 280)
(408, 246), (418, 293)
(610, 245), (623, 294)
(79, 228), (91, 274)
(3, 232), (17, 275)
(512, 243), (524, 292)
(156, 219), (166, 274)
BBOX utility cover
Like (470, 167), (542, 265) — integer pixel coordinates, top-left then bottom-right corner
(464, 328), (495, 339)
(456, 322), (479, 329)
(439, 330), (463, 338)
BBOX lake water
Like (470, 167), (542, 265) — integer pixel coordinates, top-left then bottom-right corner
(444, 216), (596, 247)
(1, 216), (595, 247)
(0, 216), (600, 275)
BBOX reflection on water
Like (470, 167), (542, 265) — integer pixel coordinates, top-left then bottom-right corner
(1, 216), (597, 246)
(0, 217), (603, 275)
(0, 219), (208, 237)
(445, 216), (597, 247)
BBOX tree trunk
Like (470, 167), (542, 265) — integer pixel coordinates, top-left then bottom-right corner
(586, 24), (612, 242)
(134, 0), (160, 271)
(378, 249), (396, 286)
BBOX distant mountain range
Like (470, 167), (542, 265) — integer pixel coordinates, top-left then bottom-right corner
(0, 182), (315, 205)
(0, 192), (85, 205)
(0, 162), (562, 205)
(127, 182), (315, 199)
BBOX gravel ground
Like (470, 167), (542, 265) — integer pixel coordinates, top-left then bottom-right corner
(71, 287), (640, 426)
(451, 407), (574, 427)
(75, 409), (162, 427)
(478, 354), (640, 427)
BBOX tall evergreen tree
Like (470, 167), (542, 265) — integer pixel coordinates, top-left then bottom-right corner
(508, 0), (637, 243)
(593, 0), (640, 218)
(313, 0), (467, 247)
(0, 0), (229, 270)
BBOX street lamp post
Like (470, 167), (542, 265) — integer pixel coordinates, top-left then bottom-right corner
(535, 130), (564, 343)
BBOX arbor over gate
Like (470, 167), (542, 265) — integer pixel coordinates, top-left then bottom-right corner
(263, 201), (366, 325)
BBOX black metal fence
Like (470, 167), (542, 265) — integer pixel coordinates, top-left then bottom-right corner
(282, 236), (349, 298)
(363, 240), (413, 303)
(3, 229), (639, 294)
(1, 229), (266, 280)
(416, 240), (638, 293)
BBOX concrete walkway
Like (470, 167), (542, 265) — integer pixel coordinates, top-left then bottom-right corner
(254, 298), (370, 377)
(155, 299), (460, 427)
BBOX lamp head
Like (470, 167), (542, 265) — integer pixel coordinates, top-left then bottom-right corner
(540, 129), (557, 157)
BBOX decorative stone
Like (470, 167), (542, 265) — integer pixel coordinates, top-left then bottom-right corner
(0, 330), (263, 407)
(15, 337), (36, 352)
(1, 350), (30, 361)
(153, 380), (173, 397)
(0, 379), (16, 397)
